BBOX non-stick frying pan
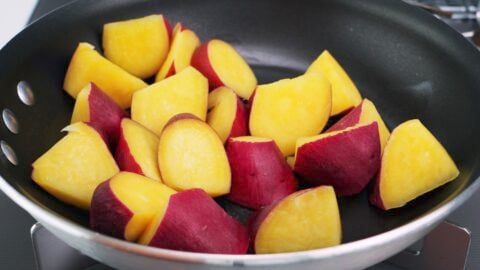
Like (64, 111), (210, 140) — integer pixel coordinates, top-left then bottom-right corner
(0, 0), (479, 269)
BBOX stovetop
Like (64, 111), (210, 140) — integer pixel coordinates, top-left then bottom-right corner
(0, 0), (479, 269)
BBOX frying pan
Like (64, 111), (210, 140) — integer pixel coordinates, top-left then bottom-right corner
(0, 0), (479, 269)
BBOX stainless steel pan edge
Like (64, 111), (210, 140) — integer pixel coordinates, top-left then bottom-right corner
(1, 172), (478, 269)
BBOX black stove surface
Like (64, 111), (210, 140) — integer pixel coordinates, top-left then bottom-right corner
(0, 0), (478, 269)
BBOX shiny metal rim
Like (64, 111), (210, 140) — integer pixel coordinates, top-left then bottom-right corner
(0, 173), (478, 267)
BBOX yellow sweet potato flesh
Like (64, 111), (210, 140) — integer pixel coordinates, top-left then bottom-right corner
(379, 119), (459, 209)
(306, 50), (362, 115)
(32, 122), (119, 209)
(255, 186), (341, 253)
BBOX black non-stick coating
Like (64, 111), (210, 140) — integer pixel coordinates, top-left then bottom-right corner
(0, 0), (479, 246)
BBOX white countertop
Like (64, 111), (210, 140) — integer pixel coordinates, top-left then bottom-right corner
(0, 0), (38, 48)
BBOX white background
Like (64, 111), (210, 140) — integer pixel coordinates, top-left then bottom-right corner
(0, 0), (39, 48)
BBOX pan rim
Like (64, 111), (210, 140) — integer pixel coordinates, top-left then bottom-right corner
(0, 172), (478, 266)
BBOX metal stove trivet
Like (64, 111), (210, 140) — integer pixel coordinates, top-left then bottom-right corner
(31, 222), (470, 270)
(31, 223), (111, 270)
(407, 0), (480, 47)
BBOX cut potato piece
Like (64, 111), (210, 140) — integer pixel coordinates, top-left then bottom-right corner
(115, 119), (161, 181)
(158, 114), (231, 196)
(370, 119), (459, 210)
(250, 186), (341, 254)
(139, 188), (249, 254)
(294, 122), (381, 196)
(249, 73), (331, 156)
(90, 172), (175, 241)
(103, 14), (172, 78)
(32, 122), (119, 209)
(328, 98), (390, 152)
(226, 136), (297, 209)
(71, 83), (127, 148)
(306, 50), (362, 115)
(63, 42), (147, 109)
(156, 23), (200, 81)
(207, 87), (248, 143)
(131, 67), (208, 135)
(191, 39), (257, 99)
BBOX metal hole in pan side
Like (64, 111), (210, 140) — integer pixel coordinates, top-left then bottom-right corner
(17, 81), (35, 106)
(2, 108), (19, 134)
(0, 140), (18, 166)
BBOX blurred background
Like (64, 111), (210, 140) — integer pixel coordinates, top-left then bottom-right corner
(0, 0), (38, 48)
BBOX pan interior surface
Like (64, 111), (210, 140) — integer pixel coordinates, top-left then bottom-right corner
(0, 0), (479, 257)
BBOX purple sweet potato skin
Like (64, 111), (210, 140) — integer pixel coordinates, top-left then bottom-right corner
(228, 98), (249, 140)
(247, 202), (277, 251)
(369, 173), (386, 209)
(326, 102), (362, 132)
(114, 124), (144, 176)
(90, 180), (133, 240)
(294, 122), (381, 196)
(226, 139), (297, 209)
(148, 189), (249, 254)
(88, 83), (128, 149)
